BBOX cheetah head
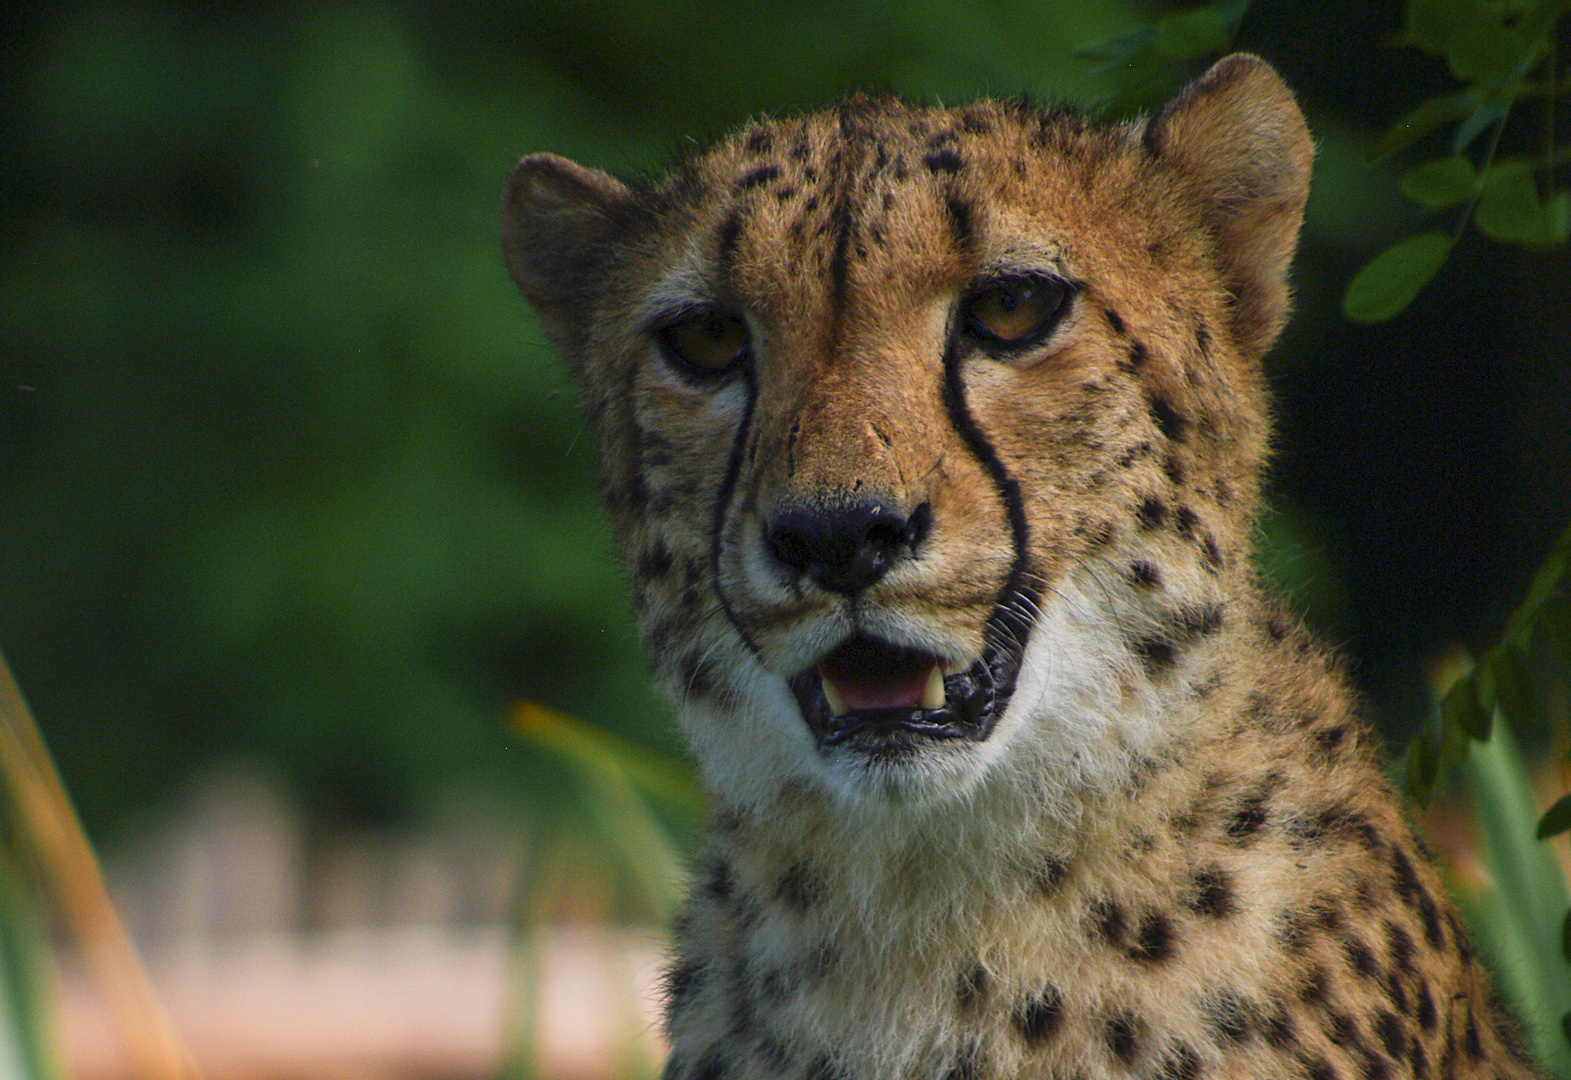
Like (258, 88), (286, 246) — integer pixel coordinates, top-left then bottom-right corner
(502, 56), (1311, 809)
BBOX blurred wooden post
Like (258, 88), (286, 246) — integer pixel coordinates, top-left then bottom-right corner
(0, 650), (202, 1080)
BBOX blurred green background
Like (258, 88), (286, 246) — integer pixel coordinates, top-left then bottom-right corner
(0, 0), (1568, 846)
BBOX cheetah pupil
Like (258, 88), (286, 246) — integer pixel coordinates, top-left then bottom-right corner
(503, 53), (1548, 1080)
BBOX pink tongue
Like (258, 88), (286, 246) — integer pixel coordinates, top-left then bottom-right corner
(819, 639), (938, 711)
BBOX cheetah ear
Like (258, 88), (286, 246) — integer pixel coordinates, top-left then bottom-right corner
(1144, 54), (1313, 358)
(501, 153), (634, 355)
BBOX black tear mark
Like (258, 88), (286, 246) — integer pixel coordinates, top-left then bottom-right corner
(735, 164), (782, 191)
(1013, 984), (1063, 1044)
(923, 148), (964, 173)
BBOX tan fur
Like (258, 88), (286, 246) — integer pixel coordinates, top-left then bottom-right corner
(503, 55), (1544, 1080)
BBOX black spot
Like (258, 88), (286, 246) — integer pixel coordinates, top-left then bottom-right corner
(663, 960), (705, 1022)
(1187, 865), (1235, 918)
(945, 194), (974, 254)
(736, 164), (782, 191)
(1129, 561), (1162, 588)
(1200, 533), (1224, 573)
(1195, 323), (1211, 356)
(1150, 395), (1189, 442)
(1132, 635), (1177, 671)
(1164, 453), (1185, 485)
(1106, 309), (1126, 335)
(1383, 972), (1408, 1014)
(1313, 726), (1348, 758)
(805, 1054), (846, 1080)
(682, 651), (717, 697)
(1416, 983), (1436, 1030)
(1155, 1042), (1201, 1080)
(1464, 1011), (1483, 1059)
(1409, 1041), (1428, 1079)
(1033, 856), (1067, 892)
(1305, 1057), (1338, 1080)
(1375, 1011), (1405, 1058)
(1359, 1052), (1389, 1080)
(1390, 846), (1423, 906)
(1226, 789), (1271, 843)
(1137, 496), (1167, 530)
(1203, 991), (1252, 1044)
(957, 963), (990, 1012)
(1325, 1011), (1360, 1047)
(745, 129), (773, 155)
(707, 858), (734, 900)
(924, 148), (964, 173)
(1091, 898), (1126, 944)
(1105, 1011), (1140, 1063)
(759, 966), (795, 1001)
(1013, 984), (1063, 1045)
(1265, 1005), (1296, 1047)
(941, 1043), (982, 1080)
(1174, 504), (1201, 537)
(1385, 922), (1415, 974)
(776, 863), (820, 912)
(1344, 936), (1379, 980)
(637, 542), (674, 583)
(1311, 898), (1343, 932)
(717, 211), (744, 272)
(1127, 341), (1149, 368)
(1129, 913), (1175, 963)
(693, 1049), (727, 1080)
(1418, 893), (1444, 948)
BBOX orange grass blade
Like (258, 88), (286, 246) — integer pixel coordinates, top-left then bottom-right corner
(0, 650), (202, 1080)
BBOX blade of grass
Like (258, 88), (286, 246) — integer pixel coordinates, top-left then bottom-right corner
(1466, 717), (1571, 1074)
(0, 650), (201, 1080)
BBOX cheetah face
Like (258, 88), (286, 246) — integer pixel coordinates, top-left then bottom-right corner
(503, 57), (1311, 806)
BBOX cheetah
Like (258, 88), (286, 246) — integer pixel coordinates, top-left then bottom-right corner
(502, 55), (1545, 1080)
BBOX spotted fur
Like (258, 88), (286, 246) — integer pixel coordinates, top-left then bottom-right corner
(503, 55), (1544, 1080)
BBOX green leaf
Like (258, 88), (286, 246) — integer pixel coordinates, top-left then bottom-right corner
(1540, 795), (1571, 840)
(1452, 97), (1509, 152)
(1405, 726), (1440, 805)
(1563, 1008), (1571, 1048)
(1156, 8), (1231, 59)
(1342, 232), (1453, 323)
(1074, 25), (1159, 64)
(1400, 154), (1481, 208)
(1486, 644), (1537, 731)
(1505, 537), (1571, 643)
(1443, 672), (1493, 740)
(1477, 160), (1560, 243)
(1541, 597), (1571, 665)
(1400, 0), (1486, 56)
(1365, 93), (1473, 162)
(1448, 24), (1534, 82)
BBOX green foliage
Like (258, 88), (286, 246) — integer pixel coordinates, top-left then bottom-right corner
(1075, 0), (1251, 115)
(1345, 0), (1569, 320)
(0, 855), (59, 1080)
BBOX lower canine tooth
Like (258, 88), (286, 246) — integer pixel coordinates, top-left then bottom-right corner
(821, 675), (849, 717)
(922, 665), (946, 709)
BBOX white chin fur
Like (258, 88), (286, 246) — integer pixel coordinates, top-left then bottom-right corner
(672, 563), (1167, 819)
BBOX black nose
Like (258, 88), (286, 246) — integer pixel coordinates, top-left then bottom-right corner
(765, 498), (932, 595)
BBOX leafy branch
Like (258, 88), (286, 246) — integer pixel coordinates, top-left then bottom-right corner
(1343, 0), (1570, 322)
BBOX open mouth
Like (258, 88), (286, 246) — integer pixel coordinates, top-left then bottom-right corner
(788, 615), (1028, 749)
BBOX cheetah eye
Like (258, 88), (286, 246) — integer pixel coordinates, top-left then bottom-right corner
(961, 275), (1071, 352)
(656, 310), (750, 380)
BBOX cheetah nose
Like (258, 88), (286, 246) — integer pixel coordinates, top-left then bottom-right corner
(764, 498), (932, 595)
